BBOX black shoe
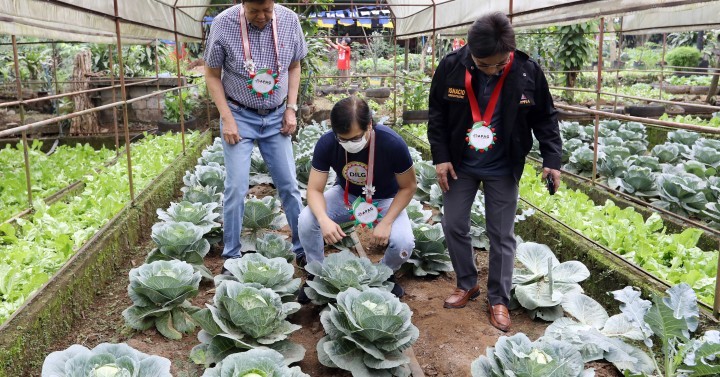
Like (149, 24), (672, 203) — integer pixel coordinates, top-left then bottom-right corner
(295, 252), (307, 268)
(388, 274), (404, 298)
(297, 274), (314, 304)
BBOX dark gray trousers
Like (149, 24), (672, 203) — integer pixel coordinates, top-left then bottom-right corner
(441, 172), (518, 306)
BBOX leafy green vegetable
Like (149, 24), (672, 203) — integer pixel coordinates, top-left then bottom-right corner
(201, 348), (309, 377)
(214, 253), (300, 301)
(255, 232), (295, 262)
(407, 223), (452, 276)
(156, 201), (220, 235)
(42, 343), (171, 377)
(122, 260), (201, 340)
(317, 287), (419, 377)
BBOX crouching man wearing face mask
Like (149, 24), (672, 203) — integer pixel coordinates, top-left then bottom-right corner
(296, 96), (418, 303)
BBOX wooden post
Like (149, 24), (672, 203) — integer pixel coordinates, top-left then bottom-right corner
(12, 35), (33, 209)
(173, 7), (187, 153)
(591, 18), (605, 185)
(108, 45), (120, 154)
(114, 0), (135, 202)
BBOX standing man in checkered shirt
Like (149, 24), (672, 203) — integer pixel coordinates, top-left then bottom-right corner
(204, 0), (307, 269)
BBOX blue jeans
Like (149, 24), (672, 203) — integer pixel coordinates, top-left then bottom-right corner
(298, 185), (414, 271)
(220, 104), (303, 258)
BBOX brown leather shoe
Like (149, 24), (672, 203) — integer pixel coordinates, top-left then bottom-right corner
(443, 285), (480, 309)
(488, 304), (511, 332)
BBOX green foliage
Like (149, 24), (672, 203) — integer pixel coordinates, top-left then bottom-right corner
(42, 343), (171, 377)
(557, 22), (597, 89)
(122, 260), (201, 340)
(624, 46), (662, 68)
(215, 253), (300, 301)
(190, 281), (305, 366)
(317, 287), (420, 377)
(255, 232), (294, 263)
(0, 142), (114, 222)
(0, 132), (196, 324)
(145, 221), (212, 279)
(517, 27), (560, 69)
(163, 90), (199, 122)
(402, 73), (431, 111)
(303, 250), (394, 306)
(407, 223), (453, 277)
(156, 201), (220, 234)
(201, 349), (309, 377)
(666, 46), (702, 69)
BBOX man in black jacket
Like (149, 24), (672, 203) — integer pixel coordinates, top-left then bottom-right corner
(427, 12), (562, 332)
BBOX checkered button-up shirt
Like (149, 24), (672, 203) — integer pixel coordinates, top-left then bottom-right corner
(205, 4), (307, 109)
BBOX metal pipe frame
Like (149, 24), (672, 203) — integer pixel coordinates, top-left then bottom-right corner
(173, 6), (187, 153)
(113, 0), (135, 202)
(547, 68), (720, 76)
(108, 45), (121, 154)
(550, 85), (720, 112)
(11, 35), (33, 210)
(591, 18), (604, 185)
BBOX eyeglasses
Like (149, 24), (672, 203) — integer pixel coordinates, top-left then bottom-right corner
(335, 132), (366, 143)
(473, 55), (510, 69)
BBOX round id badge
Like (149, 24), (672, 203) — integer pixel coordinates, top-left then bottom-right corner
(348, 196), (383, 228)
(247, 69), (280, 99)
(466, 121), (497, 153)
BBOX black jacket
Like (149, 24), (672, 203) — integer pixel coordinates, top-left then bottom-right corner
(427, 47), (562, 183)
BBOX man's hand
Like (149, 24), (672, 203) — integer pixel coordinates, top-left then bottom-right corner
(542, 167), (561, 192)
(319, 217), (346, 245)
(281, 108), (297, 136)
(222, 116), (241, 144)
(372, 220), (391, 247)
(435, 162), (457, 192)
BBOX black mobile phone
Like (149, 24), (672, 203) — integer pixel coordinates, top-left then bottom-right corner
(546, 175), (556, 195)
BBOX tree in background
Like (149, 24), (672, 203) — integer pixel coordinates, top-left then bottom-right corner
(556, 22), (597, 100)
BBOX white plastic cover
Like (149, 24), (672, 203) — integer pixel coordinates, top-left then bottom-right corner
(387, 0), (719, 39)
(0, 0), (209, 44)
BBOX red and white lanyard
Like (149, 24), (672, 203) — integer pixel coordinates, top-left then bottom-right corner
(238, 5), (281, 74)
(344, 130), (376, 208)
(464, 52), (515, 126)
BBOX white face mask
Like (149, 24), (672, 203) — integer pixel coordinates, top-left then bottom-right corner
(339, 135), (368, 154)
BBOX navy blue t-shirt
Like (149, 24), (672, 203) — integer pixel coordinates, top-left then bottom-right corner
(311, 125), (414, 199)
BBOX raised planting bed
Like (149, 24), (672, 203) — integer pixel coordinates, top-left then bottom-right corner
(0, 131), (211, 376)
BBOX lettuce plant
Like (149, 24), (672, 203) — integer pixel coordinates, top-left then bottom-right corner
(255, 232), (294, 262)
(304, 250), (394, 305)
(511, 242), (590, 321)
(201, 348), (309, 377)
(317, 287), (419, 377)
(122, 260), (201, 340)
(471, 333), (592, 377)
(191, 281), (305, 366)
(184, 162), (226, 191)
(407, 223), (453, 276)
(214, 253), (300, 301)
(156, 201), (220, 235)
(145, 221), (212, 279)
(42, 343), (171, 377)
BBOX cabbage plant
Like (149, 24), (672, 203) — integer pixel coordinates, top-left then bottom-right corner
(255, 232), (294, 262)
(190, 281), (304, 366)
(652, 143), (683, 164)
(566, 146), (599, 177)
(42, 343), (171, 377)
(414, 161), (438, 203)
(202, 348), (309, 377)
(559, 121), (586, 140)
(406, 199), (432, 226)
(562, 139), (584, 164)
(511, 242), (589, 321)
(182, 184), (223, 206)
(214, 253), (300, 301)
(685, 144), (720, 170)
(304, 250), (394, 305)
(198, 148), (225, 166)
(317, 287), (419, 377)
(241, 196), (287, 252)
(250, 147), (274, 186)
(704, 202), (720, 228)
(407, 223), (452, 276)
(597, 154), (626, 190)
(619, 166), (659, 197)
(470, 333), (592, 377)
(652, 173), (708, 217)
(627, 155), (662, 172)
(668, 129), (701, 146)
(157, 201), (220, 234)
(184, 162), (226, 191)
(122, 260), (201, 340)
(146, 221), (212, 279)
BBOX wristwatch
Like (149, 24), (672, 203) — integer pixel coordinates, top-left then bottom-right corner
(286, 103), (299, 112)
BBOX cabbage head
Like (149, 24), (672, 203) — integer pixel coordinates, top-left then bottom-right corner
(42, 343), (171, 377)
(146, 221), (212, 279)
(157, 201), (220, 234)
(201, 348), (309, 377)
(214, 253), (300, 301)
(304, 250), (394, 305)
(255, 232), (294, 262)
(407, 223), (452, 276)
(471, 333), (592, 377)
(317, 287), (419, 377)
(122, 260), (200, 340)
(183, 162), (226, 191)
(190, 281), (305, 366)
(181, 184), (223, 206)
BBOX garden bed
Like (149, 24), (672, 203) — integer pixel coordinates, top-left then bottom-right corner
(0, 132), (211, 377)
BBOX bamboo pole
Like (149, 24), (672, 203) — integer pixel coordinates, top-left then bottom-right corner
(113, 0), (135, 202)
(591, 19), (604, 185)
(12, 35), (34, 209)
(108, 46), (120, 154)
(173, 7), (187, 153)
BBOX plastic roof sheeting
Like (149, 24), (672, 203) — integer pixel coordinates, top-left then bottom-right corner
(621, 2), (720, 34)
(0, 0), (209, 44)
(387, 0), (719, 39)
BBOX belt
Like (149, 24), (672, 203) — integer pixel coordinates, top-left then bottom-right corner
(226, 97), (285, 116)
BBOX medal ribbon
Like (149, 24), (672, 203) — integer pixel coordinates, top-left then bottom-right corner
(464, 52), (515, 125)
(343, 129), (376, 208)
(238, 5), (281, 74)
